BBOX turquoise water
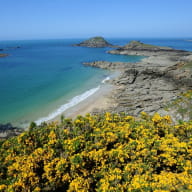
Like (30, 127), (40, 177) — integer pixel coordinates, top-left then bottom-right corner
(0, 39), (144, 126)
(0, 38), (191, 127)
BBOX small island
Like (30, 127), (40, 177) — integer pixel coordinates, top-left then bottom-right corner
(73, 36), (113, 48)
(108, 40), (186, 56)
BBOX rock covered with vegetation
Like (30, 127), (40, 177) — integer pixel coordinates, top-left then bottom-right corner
(108, 40), (188, 56)
(122, 40), (173, 50)
(0, 112), (192, 191)
(74, 36), (113, 48)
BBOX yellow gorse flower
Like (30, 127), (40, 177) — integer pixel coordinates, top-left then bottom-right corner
(0, 112), (192, 191)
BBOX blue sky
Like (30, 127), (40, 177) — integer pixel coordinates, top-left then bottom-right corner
(0, 0), (192, 40)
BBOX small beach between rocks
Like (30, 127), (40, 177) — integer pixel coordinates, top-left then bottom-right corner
(52, 83), (115, 120)
(47, 70), (121, 123)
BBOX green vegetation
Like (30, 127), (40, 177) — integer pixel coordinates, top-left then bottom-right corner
(125, 41), (172, 50)
(183, 61), (192, 71)
(0, 112), (192, 191)
(165, 90), (192, 120)
(93, 37), (105, 41)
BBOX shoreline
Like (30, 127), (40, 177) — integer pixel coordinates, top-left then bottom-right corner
(60, 72), (120, 119)
(83, 41), (192, 122)
(52, 83), (116, 121)
(35, 47), (192, 126)
(12, 40), (192, 128)
(34, 71), (120, 127)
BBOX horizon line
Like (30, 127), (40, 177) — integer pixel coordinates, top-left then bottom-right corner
(1, 36), (192, 41)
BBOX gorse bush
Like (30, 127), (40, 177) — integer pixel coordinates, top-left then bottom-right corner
(0, 112), (192, 191)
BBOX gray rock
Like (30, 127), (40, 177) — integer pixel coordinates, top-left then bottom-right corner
(82, 40), (192, 122)
(0, 123), (24, 139)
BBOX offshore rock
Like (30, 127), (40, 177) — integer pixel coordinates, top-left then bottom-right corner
(0, 53), (8, 57)
(74, 36), (114, 48)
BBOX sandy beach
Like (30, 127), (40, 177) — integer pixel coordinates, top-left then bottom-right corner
(47, 71), (121, 123)
(64, 84), (115, 118)
(50, 83), (116, 122)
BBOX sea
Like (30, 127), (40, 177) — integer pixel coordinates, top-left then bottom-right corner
(0, 38), (192, 127)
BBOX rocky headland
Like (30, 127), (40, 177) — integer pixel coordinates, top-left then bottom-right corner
(74, 36), (115, 48)
(84, 41), (192, 122)
(108, 40), (187, 56)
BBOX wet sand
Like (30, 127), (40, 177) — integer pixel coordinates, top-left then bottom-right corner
(51, 83), (116, 122)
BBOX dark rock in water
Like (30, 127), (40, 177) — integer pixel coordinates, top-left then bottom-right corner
(74, 36), (114, 48)
(0, 123), (24, 139)
(0, 49), (3, 51)
(0, 53), (8, 58)
(7, 46), (21, 49)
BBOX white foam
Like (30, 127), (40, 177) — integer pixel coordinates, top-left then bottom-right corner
(102, 76), (110, 84)
(35, 86), (100, 125)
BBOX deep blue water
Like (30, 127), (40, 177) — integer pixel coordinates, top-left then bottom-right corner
(0, 38), (191, 127)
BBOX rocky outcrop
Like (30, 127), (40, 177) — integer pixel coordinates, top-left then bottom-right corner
(85, 42), (192, 122)
(111, 66), (192, 117)
(74, 36), (114, 48)
(7, 46), (21, 49)
(83, 61), (127, 70)
(108, 40), (188, 56)
(0, 123), (24, 139)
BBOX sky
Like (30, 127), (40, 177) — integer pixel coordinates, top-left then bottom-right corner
(0, 0), (192, 40)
